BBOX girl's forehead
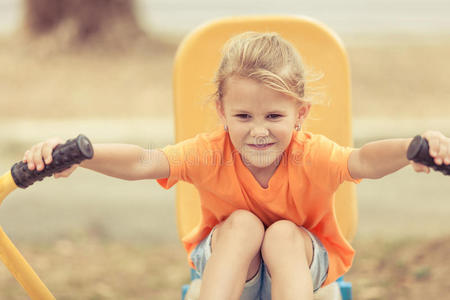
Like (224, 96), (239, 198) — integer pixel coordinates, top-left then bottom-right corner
(223, 76), (260, 92)
(222, 76), (297, 110)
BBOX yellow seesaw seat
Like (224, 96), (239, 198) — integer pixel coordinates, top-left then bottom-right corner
(174, 16), (357, 300)
(173, 15), (357, 245)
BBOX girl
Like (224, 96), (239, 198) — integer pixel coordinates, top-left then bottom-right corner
(23, 32), (450, 300)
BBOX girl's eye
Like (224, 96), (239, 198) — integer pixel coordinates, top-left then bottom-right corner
(267, 114), (282, 119)
(235, 114), (251, 119)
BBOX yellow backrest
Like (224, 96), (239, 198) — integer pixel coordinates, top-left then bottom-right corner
(173, 16), (357, 242)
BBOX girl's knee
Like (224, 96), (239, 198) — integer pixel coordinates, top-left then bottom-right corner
(224, 209), (265, 234)
(261, 220), (310, 257)
(213, 210), (265, 249)
(265, 220), (300, 240)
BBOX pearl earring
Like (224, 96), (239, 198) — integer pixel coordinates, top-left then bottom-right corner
(295, 124), (301, 131)
(224, 125), (228, 131)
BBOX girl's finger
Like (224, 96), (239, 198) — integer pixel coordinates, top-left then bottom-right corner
(411, 162), (430, 174)
(26, 148), (36, 170)
(41, 142), (55, 165)
(426, 136), (440, 158)
(444, 138), (450, 165)
(42, 138), (64, 165)
(435, 141), (448, 165)
(31, 143), (45, 171)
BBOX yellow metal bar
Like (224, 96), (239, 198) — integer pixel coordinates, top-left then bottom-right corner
(0, 171), (17, 206)
(0, 226), (55, 300)
(0, 171), (55, 299)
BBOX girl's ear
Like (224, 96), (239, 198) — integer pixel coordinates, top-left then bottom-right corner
(215, 100), (227, 125)
(297, 102), (311, 125)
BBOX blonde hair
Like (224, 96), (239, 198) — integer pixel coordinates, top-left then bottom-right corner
(214, 32), (308, 104)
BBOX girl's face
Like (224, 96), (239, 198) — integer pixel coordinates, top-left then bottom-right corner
(217, 76), (310, 175)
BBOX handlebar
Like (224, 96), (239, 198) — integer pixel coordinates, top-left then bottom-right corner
(10, 135), (94, 188)
(407, 135), (449, 175)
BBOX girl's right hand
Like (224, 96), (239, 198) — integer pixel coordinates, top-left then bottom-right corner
(22, 138), (79, 178)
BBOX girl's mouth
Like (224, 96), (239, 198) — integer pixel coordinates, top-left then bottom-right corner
(248, 143), (275, 150)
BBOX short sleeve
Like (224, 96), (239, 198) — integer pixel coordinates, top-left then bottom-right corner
(303, 134), (361, 191)
(156, 142), (186, 189)
(156, 133), (221, 189)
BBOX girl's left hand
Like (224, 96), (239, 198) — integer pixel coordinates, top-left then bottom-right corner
(410, 130), (450, 173)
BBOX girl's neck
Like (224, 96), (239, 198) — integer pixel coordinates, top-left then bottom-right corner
(242, 155), (282, 188)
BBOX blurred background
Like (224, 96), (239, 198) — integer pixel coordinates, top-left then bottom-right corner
(0, 0), (449, 299)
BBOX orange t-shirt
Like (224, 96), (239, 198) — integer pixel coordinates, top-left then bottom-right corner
(157, 129), (360, 286)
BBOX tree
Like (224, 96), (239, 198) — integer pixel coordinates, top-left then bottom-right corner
(23, 0), (145, 49)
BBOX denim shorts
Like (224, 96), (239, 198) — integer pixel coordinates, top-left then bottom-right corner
(189, 226), (329, 299)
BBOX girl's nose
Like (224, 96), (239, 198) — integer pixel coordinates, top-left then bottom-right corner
(250, 126), (269, 137)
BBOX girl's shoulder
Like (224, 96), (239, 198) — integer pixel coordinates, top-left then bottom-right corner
(291, 131), (342, 154)
(291, 131), (329, 146)
(175, 129), (229, 152)
(191, 129), (227, 145)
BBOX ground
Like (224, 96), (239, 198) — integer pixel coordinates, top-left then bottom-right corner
(0, 32), (449, 299)
(1, 235), (449, 299)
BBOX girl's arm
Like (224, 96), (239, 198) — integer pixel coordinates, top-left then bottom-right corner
(23, 139), (170, 181)
(348, 130), (450, 179)
(80, 144), (169, 180)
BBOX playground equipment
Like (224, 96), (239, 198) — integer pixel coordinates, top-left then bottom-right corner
(0, 135), (93, 299)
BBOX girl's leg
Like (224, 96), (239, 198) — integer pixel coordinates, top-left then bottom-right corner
(261, 220), (314, 300)
(199, 210), (265, 300)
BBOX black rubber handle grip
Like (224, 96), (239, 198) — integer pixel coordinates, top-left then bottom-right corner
(10, 135), (94, 188)
(407, 135), (449, 176)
